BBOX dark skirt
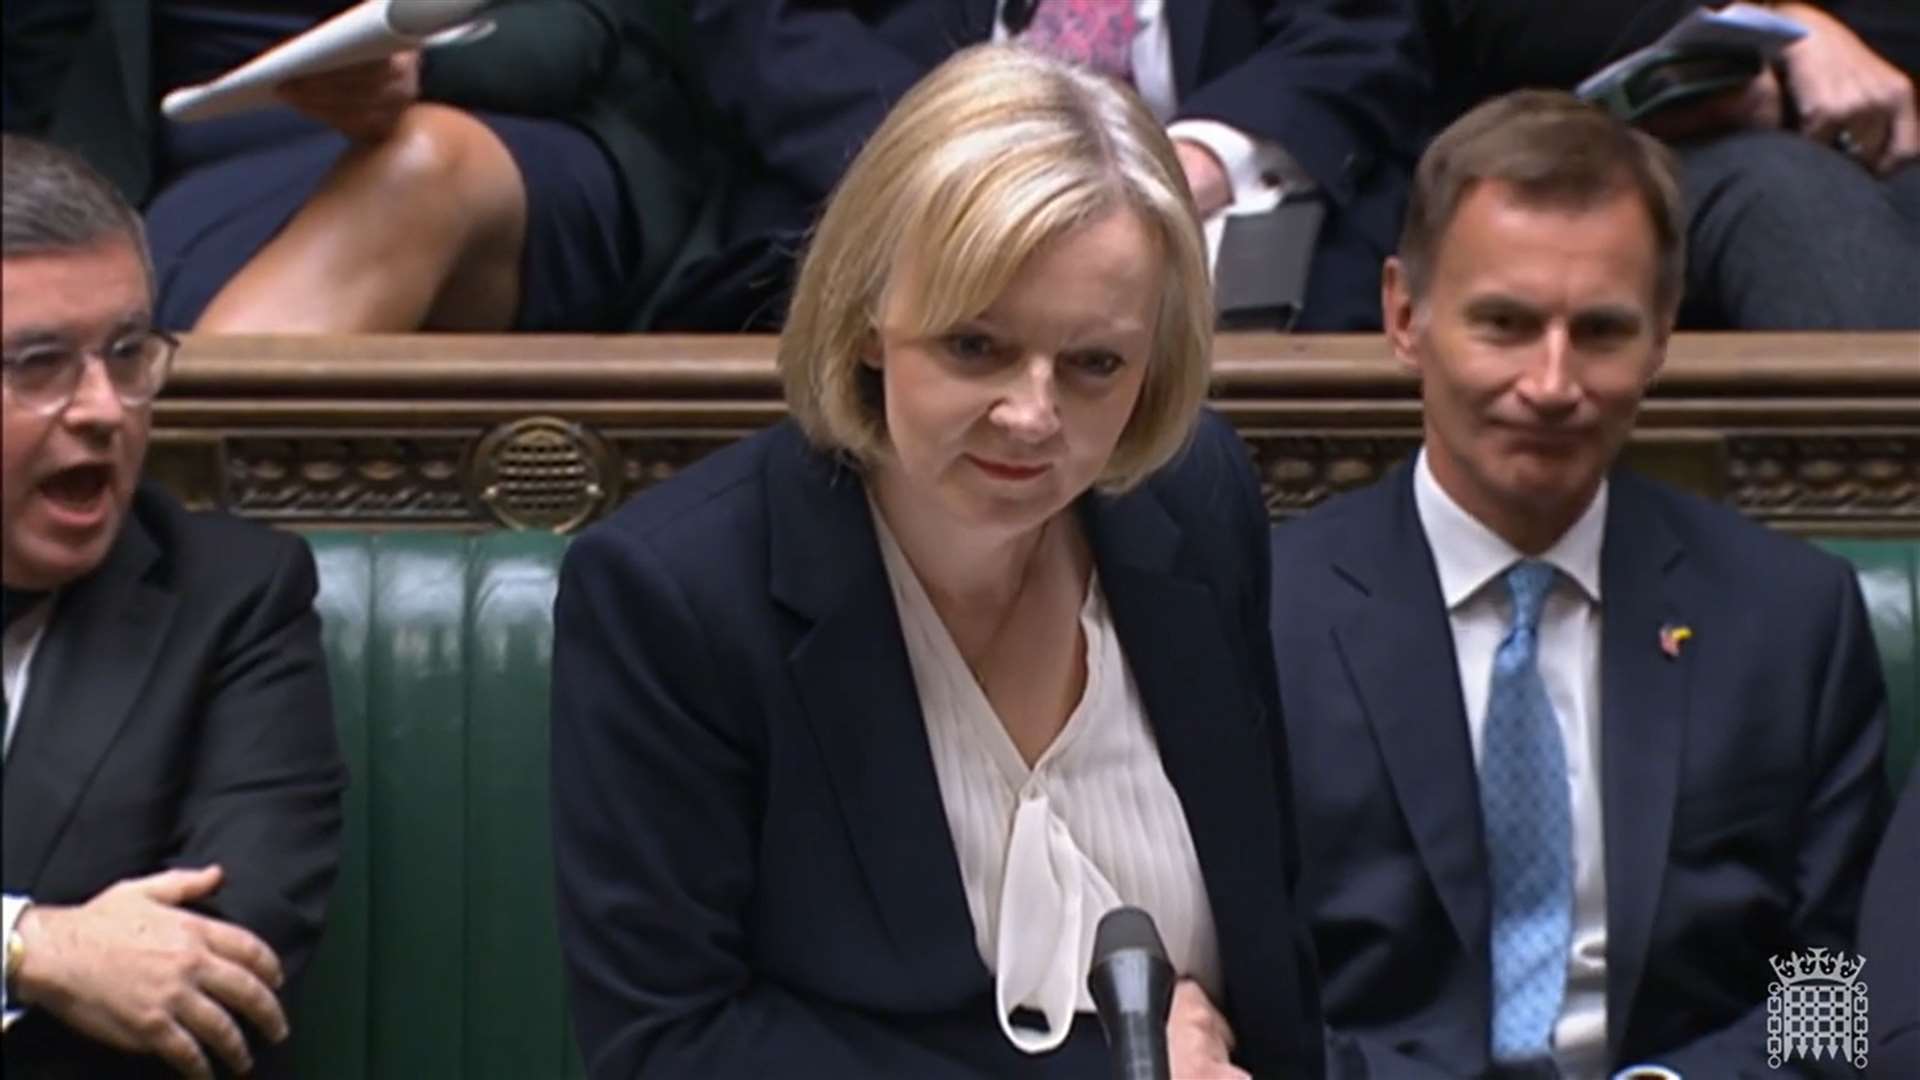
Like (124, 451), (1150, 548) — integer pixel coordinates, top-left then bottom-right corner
(145, 105), (637, 331)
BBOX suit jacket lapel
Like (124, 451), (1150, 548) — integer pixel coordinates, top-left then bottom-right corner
(1081, 487), (1293, 1026)
(765, 430), (982, 979)
(1163, 0), (1214, 98)
(1598, 473), (1692, 1053)
(1327, 465), (1490, 955)
(2, 513), (175, 893)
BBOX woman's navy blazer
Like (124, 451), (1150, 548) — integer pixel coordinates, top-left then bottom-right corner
(550, 412), (1324, 1078)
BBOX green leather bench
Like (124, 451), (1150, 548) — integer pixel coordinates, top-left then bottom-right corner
(291, 531), (1919, 1077)
(299, 533), (583, 1079)
(1824, 540), (1920, 788)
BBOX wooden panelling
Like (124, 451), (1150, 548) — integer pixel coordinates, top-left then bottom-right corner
(147, 333), (1920, 535)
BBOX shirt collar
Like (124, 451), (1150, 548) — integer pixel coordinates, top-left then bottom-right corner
(1413, 447), (1606, 611)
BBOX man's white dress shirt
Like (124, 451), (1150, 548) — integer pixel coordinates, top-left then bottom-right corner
(990, 0), (1315, 265)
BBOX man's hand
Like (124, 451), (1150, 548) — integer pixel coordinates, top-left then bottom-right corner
(1174, 139), (1233, 219)
(12, 866), (289, 1078)
(1166, 978), (1249, 1079)
(276, 50), (424, 144)
(1636, 65), (1783, 143)
(1774, 2), (1920, 173)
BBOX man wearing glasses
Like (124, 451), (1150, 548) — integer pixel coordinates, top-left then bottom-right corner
(1, 134), (344, 1079)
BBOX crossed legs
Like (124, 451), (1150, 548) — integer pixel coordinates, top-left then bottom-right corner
(193, 104), (527, 333)
(1678, 129), (1920, 329)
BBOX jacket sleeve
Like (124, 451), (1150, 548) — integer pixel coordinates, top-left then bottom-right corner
(419, 0), (620, 116)
(1423, 0), (1693, 95)
(549, 526), (985, 1079)
(684, 0), (934, 203)
(1210, 413), (1335, 1075)
(1862, 772), (1920, 1078)
(1174, 0), (1429, 213)
(172, 536), (347, 986)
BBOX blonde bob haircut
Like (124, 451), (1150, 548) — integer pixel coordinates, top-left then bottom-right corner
(779, 44), (1214, 493)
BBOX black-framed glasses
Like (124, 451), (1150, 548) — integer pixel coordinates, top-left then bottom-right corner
(0, 328), (178, 416)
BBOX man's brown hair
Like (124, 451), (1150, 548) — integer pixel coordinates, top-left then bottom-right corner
(1398, 90), (1686, 314)
(1, 133), (152, 283)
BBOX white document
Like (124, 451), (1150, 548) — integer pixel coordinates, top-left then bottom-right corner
(161, 0), (496, 123)
(1576, 3), (1805, 100)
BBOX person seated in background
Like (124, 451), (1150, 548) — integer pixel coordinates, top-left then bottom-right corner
(1, 0), (702, 334)
(1, 135), (347, 1079)
(658, 0), (1429, 332)
(1420, 0), (1920, 330)
(550, 45), (1324, 1079)
(1270, 92), (1889, 1077)
(1860, 767), (1918, 1078)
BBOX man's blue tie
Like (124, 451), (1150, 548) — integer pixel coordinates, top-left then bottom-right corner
(1479, 560), (1573, 1065)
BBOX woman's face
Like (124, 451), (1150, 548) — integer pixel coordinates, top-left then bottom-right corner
(866, 208), (1162, 540)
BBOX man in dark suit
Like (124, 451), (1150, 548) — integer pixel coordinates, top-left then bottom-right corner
(1418, 0), (1920, 330)
(1, 135), (345, 1078)
(1271, 92), (1888, 1077)
(663, 0), (1427, 332)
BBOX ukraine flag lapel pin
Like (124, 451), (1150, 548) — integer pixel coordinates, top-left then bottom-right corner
(1659, 622), (1693, 659)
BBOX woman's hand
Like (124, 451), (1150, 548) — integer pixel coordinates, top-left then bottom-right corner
(1166, 978), (1250, 1079)
(276, 50), (423, 144)
(1774, 2), (1920, 173)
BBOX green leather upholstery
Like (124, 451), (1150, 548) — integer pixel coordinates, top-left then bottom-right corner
(1818, 539), (1920, 787)
(298, 532), (582, 1080)
(289, 530), (1918, 1074)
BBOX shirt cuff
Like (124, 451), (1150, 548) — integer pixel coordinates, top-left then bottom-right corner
(1166, 118), (1317, 219)
(2, 893), (30, 1027)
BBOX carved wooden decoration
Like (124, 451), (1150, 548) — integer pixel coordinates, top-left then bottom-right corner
(147, 333), (1920, 536)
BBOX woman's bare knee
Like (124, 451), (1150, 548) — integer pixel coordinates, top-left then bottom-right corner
(348, 104), (525, 226)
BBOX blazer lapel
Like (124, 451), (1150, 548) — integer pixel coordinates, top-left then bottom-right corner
(1327, 466), (1490, 955)
(1598, 473), (1692, 1053)
(765, 431), (982, 979)
(2, 514), (175, 893)
(1081, 487), (1293, 1022)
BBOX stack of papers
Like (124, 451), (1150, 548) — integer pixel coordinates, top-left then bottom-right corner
(1576, 3), (1806, 102)
(161, 0), (495, 123)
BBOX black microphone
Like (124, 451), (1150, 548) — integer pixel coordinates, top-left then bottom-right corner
(1087, 906), (1175, 1080)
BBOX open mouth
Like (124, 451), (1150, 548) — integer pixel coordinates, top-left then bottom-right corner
(38, 463), (114, 515)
